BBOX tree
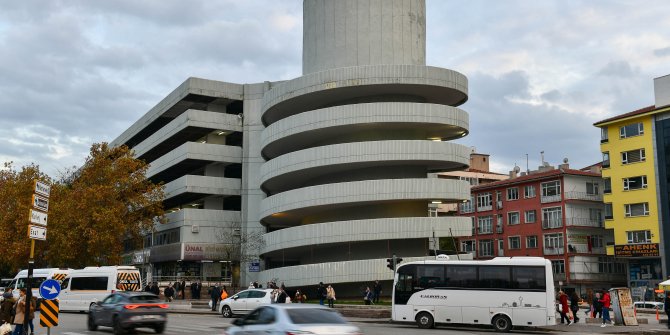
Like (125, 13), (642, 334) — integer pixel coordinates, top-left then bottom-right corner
(47, 143), (165, 267)
(216, 224), (266, 287)
(0, 163), (52, 273)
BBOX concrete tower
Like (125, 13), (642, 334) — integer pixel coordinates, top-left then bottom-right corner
(257, 0), (472, 290)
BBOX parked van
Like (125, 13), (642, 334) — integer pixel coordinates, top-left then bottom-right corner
(9, 268), (72, 299)
(59, 266), (142, 312)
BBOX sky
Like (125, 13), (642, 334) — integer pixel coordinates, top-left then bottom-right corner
(1, 0), (669, 178)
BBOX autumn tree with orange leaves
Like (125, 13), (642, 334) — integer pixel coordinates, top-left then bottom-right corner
(0, 143), (164, 273)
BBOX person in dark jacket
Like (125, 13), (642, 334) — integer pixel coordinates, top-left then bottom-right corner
(210, 285), (221, 311)
(592, 292), (603, 318)
(150, 282), (160, 296)
(164, 284), (175, 302)
(569, 291), (580, 323)
(664, 292), (670, 329)
(317, 282), (326, 306)
(0, 289), (15, 324)
(180, 280), (186, 300)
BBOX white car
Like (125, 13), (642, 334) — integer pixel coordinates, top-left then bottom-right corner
(218, 289), (274, 318)
(224, 304), (361, 335)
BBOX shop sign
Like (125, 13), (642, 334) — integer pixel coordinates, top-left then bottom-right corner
(614, 243), (659, 257)
(183, 243), (230, 261)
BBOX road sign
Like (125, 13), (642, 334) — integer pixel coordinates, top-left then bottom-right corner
(39, 279), (61, 300)
(39, 299), (59, 327)
(34, 180), (51, 198)
(28, 225), (47, 241)
(249, 261), (260, 272)
(31, 194), (49, 212)
(29, 209), (48, 226)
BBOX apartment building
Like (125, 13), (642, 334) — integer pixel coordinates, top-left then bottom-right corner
(457, 163), (626, 293)
(594, 74), (670, 300)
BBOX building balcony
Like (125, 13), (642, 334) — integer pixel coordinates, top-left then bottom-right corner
(568, 244), (606, 254)
(564, 191), (603, 202)
(478, 205), (493, 212)
(542, 219), (563, 229)
(541, 195), (561, 204)
(544, 246), (565, 255)
(565, 217), (604, 228)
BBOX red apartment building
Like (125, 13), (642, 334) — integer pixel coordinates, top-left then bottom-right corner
(457, 162), (626, 293)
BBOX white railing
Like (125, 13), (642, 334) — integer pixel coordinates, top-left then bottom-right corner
(478, 205), (492, 211)
(541, 195), (561, 203)
(565, 217), (603, 228)
(543, 246), (564, 255)
(564, 192), (603, 202)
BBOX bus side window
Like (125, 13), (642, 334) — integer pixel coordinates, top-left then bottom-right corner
(512, 266), (545, 290)
(446, 265), (476, 288)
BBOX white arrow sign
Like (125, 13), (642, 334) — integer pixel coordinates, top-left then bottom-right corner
(29, 209), (48, 226)
(28, 225), (47, 241)
(44, 285), (58, 295)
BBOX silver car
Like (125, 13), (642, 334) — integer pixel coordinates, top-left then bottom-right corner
(224, 304), (362, 335)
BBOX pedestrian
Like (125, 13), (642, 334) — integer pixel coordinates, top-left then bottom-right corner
(276, 287), (288, 303)
(363, 286), (373, 305)
(373, 280), (382, 304)
(164, 284), (175, 302)
(210, 285), (221, 311)
(326, 284), (336, 308)
(0, 288), (15, 324)
(11, 289), (26, 335)
(294, 289), (304, 303)
(173, 281), (180, 298)
(249, 282), (255, 289)
(317, 282), (326, 306)
(190, 281), (196, 300)
(569, 291), (580, 323)
(196, 281), (202, 299)
(600, 290), (612, 327)
(150, 282), (160, 296)
(220, 286), (229, 301)
(591, 292), (603, 318)
(180, 279), (186, 299)
(558, 290), (571, 325)
(27, 295), (36, 335)
(664, 291), (670, 329)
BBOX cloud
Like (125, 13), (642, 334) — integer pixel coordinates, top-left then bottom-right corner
(597, 61), (637, 78)
(654, 47), (670, 57)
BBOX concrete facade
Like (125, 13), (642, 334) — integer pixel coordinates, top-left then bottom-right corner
(114, 0), (473, 292)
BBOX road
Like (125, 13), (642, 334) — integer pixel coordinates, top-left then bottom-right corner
(30, 312), (670, 335)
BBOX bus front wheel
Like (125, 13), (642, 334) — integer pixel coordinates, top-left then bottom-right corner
(415, 312), (435, 329)
(492, 315), (512, 332)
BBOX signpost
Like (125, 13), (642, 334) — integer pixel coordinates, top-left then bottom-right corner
(39, 279), (61, 300)
(27, 180), (51, 334)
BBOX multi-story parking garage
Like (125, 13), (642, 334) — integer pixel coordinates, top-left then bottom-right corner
(114, 0), (473, 292)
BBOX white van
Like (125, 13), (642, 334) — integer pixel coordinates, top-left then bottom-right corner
(9, 268), (72, 299)
(59, 266), (142, 312)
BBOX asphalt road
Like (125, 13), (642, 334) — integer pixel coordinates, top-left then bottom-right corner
(27, 312), (670, 335)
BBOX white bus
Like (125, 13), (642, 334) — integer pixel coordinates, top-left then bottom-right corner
(392, 256), (556, 332)
(59, 266), (142, 312)
(9, 268), (72, 299)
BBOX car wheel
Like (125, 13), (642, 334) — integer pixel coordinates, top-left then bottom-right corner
(492, 315), (512, 332)
(222, 305), (233, 318)
(416, 312), (434, 329)
(87, 314), (98, 331)
(113, 315), (125, 335)
(153, 323), (165, 334)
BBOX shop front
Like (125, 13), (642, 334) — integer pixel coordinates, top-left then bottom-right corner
(615, 243), (663, 301)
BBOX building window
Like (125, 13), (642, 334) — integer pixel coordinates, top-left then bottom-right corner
(459, 176), (479, 186)
(496, 191), (503, 209)
(621, 148), (646, 164)
(624, 202), (649, 217)
(586, 182), (599, 195)
(525, 210), (536, 223)
(620, 122), (644, 139)
(605, 203), (613, 220)
(590, 235), (604, 248)
(601, 127), (609, 143)
(623, 176), (647, 191)
(524, 185), (536, 198)
(507, 188), (519, 201)
(626, 230), (652, 244)
(479, 240), (494, 257)
(604, 178), (612, 194)
(460, 240), (476, 253)
(526, 236), (538, 248)
(507, 212), (520, 225)
(509, 236), (521, 249)
(477, 192), (492, 211)
(459, 195), (475, 213)
(541, 181), (561, 197)
(478, 216), (493, 234)
(542, 207), (563, 229)
(589, 208), (603, 226)
(603, 152), (610, 168)
(496, 214), (503, 233)
(551, 260), (565, 274)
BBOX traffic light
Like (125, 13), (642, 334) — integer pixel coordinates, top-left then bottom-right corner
(386, 258), (394, 271)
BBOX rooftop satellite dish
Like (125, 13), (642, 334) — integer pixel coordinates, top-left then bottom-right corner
(513, 165), (521, 173)
(563, 158), (569, 164)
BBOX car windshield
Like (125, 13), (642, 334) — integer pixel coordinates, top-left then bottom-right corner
(287, 309), (348, 324)
(129, 295), (160, 303)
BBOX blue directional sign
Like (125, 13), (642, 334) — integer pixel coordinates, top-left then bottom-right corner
(39, 279), (61, 300)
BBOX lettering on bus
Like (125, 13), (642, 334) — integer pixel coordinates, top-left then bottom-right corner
(419, 294), (448, 300)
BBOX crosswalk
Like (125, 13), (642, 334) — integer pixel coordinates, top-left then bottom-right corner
(59, 323), (225, 335)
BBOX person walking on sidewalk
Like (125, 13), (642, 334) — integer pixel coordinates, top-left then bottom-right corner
(558, 291), (571, 325)
(317, 282), (326, 306)
(569, 291), (580, 323)
(664, 291), (670, 329)
(591, 292), (602, 318)
(210, 285), (221, 311)
(600, 289), (612, 327)
(326, 284), (336, 308)
(372, 280), (382, 304)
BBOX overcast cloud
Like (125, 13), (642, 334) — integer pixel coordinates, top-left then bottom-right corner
(0, 0), (668, 177)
